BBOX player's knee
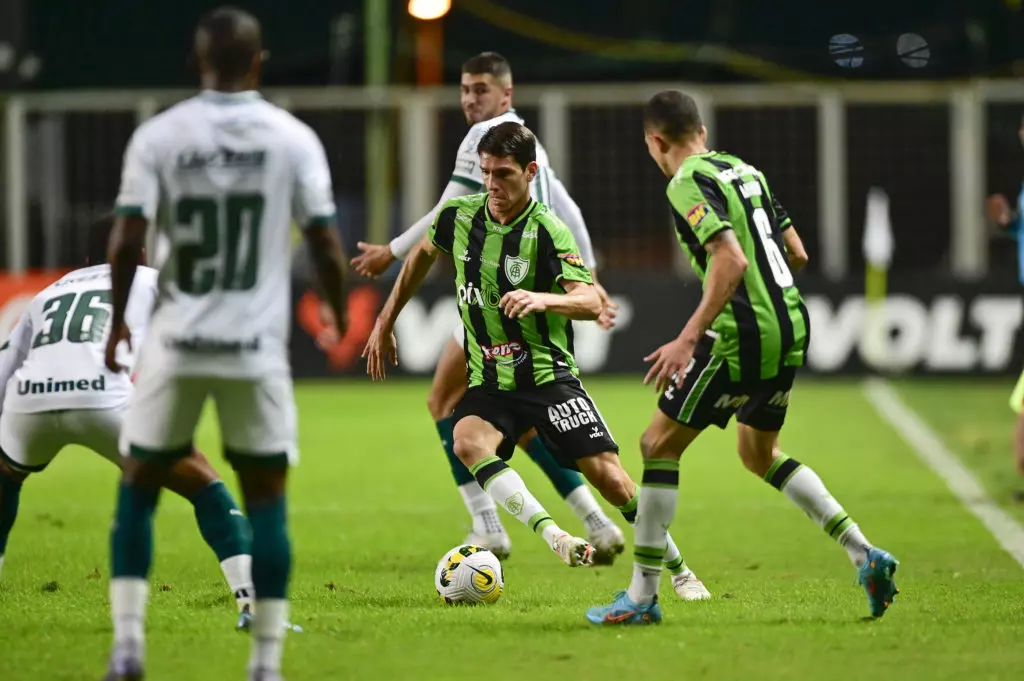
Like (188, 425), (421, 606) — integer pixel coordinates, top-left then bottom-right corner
(593, 468), (632, 507)
(426, 388), (459, 422)
(640, 426), (671, 461)
(579, 453), (633, 506)
(452, 436), (488, 468)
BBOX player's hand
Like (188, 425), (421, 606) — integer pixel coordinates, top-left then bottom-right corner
(317, 301), (348, 347)
(643, 335), (696, 394)
(593, 282), (619, 330)
(986, 194), (1012, 227)
(105, 323), (132, 374)
(500, 290), (548, 319)
(350, 242), (396, 279)
(362, 317), (398, 381)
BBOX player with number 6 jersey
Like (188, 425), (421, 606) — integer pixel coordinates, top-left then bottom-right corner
(666, 151), (808, 384)
(587, 90), (899, 627)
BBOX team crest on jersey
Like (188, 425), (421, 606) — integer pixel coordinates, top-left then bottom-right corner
(558, 253), (583, 268)
(686, 202), (709, 228)
(504, 256), (529, 286)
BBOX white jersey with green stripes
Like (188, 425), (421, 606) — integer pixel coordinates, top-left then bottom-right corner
(451, 109), (555, 205)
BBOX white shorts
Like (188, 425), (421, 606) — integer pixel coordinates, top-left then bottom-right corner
(0, 408), (125, 473)
(121, 367), (298, 468)
(452, 323), (464, 348)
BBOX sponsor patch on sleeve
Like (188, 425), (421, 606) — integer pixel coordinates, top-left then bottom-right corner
(686, 202), (709, 228)
(558, 253), (584, 267)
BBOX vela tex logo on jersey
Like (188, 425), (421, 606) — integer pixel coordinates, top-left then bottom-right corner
(480, 342), (529, 367)
(504, 256), (529, 286)
(558, 253), (584, 268)
(686, 202), (709, 228)
(177, 147), (267, 171)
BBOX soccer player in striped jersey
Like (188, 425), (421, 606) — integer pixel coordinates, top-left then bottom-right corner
(363, 122), (706, 597)
(587, 90), (899, 625)
(350, 52), (623, 564)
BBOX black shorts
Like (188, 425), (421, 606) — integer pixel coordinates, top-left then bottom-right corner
(658, 335), (798, 432)
(453, 379), (619, 471)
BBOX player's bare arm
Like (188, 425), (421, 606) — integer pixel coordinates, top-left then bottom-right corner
(363, 236), (441, 381)
(499, 280), (601, 321)
(782, 227), (809, 273)
(304, 222), (350, 336)
(643, 229), (748, 392)
(589, 270), (619, 329)
(105, 214), (147, 373)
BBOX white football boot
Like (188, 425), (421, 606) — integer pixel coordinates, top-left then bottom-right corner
(463, 531), (512, 560)
(551, 532), (595, 566)
(587, 524), (626, 566)
(671, 568), (711, 601)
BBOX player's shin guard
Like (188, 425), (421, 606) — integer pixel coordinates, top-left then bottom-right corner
(192, 480), (255, 609)
(247, 495), (291, 674)
(765, 454), (872, 566)
(0, 469), (23, 567)
(618, 494), (687, 576)
(470, 455), (563, 544)
(110, 481), (160, 654)
(627, 459), (679, 604)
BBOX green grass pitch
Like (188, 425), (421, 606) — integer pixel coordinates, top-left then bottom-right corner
(1, 377), (1023, 680)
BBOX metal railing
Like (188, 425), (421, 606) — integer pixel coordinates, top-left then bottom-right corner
(4, 78), (1024, 278)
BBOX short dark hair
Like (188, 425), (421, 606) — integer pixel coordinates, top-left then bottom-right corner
(196, 6), (263, 82)
(461, 51), (512, 82)
(477, 121), (536, 169)
(87, 213), (116, 265)
(644, 90), (703, 142)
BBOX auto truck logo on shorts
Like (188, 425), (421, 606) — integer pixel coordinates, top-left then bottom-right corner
(480, 342), (528, 366)
(548, 397), (601, 433)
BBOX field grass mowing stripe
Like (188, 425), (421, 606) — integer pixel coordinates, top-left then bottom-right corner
(863, 377), (1024, 569)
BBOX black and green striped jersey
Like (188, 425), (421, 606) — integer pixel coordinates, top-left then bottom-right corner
(428, 193), (592, 391)
(667, 151), (810, 382)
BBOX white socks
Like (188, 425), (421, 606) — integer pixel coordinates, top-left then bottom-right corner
(769, 456), (872, 567)
(565, 486), (613, 535)
(250, 599), (289, 674)
(110, 578), (149, 654)
(220, 554), (255, 611)
(457, 482), (504, 536)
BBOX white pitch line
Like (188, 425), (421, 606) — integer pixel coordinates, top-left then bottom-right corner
(863, 377), (1024, 569)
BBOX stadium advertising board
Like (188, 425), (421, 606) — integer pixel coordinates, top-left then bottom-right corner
(290, 275), (1024, 379)
(0, 272), (1015, 378)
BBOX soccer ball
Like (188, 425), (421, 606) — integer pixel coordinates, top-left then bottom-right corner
(434, 544), (504, 605)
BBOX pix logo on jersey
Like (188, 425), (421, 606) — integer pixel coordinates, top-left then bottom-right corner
(557, 253), (584, 268)
(686, 202), (709, 228)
